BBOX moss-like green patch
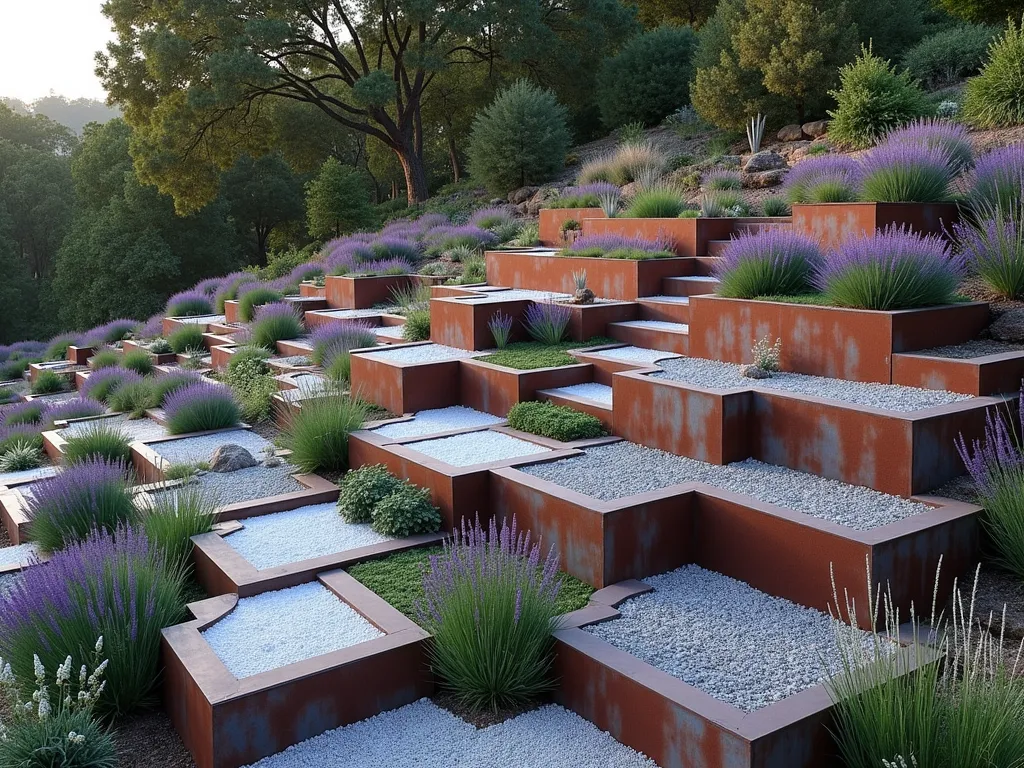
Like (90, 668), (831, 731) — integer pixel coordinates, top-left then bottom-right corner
(478, 338), (615, 371)
(751, 293), (830, 305)
(558, 247), (676, 260)
(348, 546), (596, 620)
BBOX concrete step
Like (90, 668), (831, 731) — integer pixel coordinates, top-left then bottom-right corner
(607, 320), (689, 355)
(660, 275), (721, 297)
(637, 296), (690, 324)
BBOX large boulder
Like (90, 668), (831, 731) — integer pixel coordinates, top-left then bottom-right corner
(209, 444), (258, 473)
(742, 150), (787, 173)
(802, 120), (829, 139)
(989, 308), (1024, 342)
(508, 185), (539, 205)
(742, 169), (787, 189)
(777, 124), (804, 142)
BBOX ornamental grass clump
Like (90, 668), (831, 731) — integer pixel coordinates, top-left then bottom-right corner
(488, 312), (514, 349)
(278, 391), (368, 473)
(247, 302), (304, 348)
(26, 459), (137, 553)
(968, 144), (1024, 216)
(309, 323), (377, 367)
(140, 483), (216, 574)
(237, 286), (283, 323)
(149, 370), (202, 406)
(524, 302), (571, 345)
(167, 324), (205, 355)
(163, 383), (239, 435)
(120, 349), (154, 376)
(1, 400), (46, 427)
(0, 526), (186, 715)
(0, 425), (44, 458)
(81, 368), (142, 404)
(82, 320), (137, 347)
(507, 401), (605, 442)
(783, 155), (864, 204)
(715, 229), (824, 298)
(61, 424), (133, 466)
(621, 186), (686, 218)
(31, 370), (66, 395)
(815, 227), (963, 310)
(954, 205), (1024, 300)
(417, 516), (563, 711)
(89, 350), (121, 369)
(547, 183), (620, 210)
(956, 393), (1024, 578)
(107, 379), (157, 418)
(166, 290), (214, 318)
(42, 398), (105, 428)
(703, 169), (742, 191)
(859, 143), (956, 203)
(0, 441), (43, 472)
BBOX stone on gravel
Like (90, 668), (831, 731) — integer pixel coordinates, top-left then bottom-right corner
(742, 150), (787, 173)
(989, 308), (1024, 342)
(778, 124), (804, 141)
(741, 364), (771, 379)
(210, 444), (259, 473)
(742, 169), (787, 188)
(508, 185), (540, 205)
(587, 565), (874, 711)
(802, 119), (829, 138)
(203, 582), (383, 679)
(153, 429), (273, 465)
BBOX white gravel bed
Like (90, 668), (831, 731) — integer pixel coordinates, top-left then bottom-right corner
(364, 344), (477, 364)
(458, 289), (571, 302)
(316, 309), (387, 319)
(913, 340), (1024, 359)
(0, 573), (20, 598)
(375, 325), (407, 338)
(149, 464), (304, 506)
(242, 699), (657, 768)
(271, 355), (312, 367)
(406, 430), (550, 467)
(641, 295), (690, 303)
(546, 383), (613, 405)
(203, 582), (382, 679)
(615, 320), (688, 331)
(672, 275), (718, 282)
(226, 503), (392, 569)
(593, 346), (680, 363)
(0, 465), (59, 488)
(151, 429), (272, 465)
(27, 392), (81, 405)
(372, 406), (504, 439)
(62, 414), (168, 442)
(520, 441), (928, 529)
(174, 314), (225, 324)
(0, 543), (39, 568)
(654, 357), (972, 411)
(587, 565), (871, 711)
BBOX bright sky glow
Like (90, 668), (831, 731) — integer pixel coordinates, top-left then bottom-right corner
(0, 2), (114, 102)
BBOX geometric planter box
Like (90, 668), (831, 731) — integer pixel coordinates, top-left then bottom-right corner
(458, 358), (595, 418)
(66, 345), (97, 366)
(325, 275), (439, 310)
(892, 348), (1024, 396)
(299, 282), (326, 298)
(161, 570), (431, 768)
(688, 295), (991, 384)
(581, 216), (737, 257)
(348, 345), (478, 415)
(792, 202), (961, 250)
(538, 208), (606, 246)
(122, 339), (177, 365)
(429, 296), (534, 350)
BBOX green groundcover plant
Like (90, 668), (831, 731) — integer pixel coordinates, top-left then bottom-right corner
(507, 401), (605, 442)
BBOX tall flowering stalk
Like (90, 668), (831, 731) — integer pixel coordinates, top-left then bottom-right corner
(417, 516), (562, 711)
(969, 144), (1024, 216)
(0, 527), (186, 715)
(488, 312), (514, 349)
(523, 302), (571, 345)
(884, 118), (974, 174)
(859, 143), (956, 203)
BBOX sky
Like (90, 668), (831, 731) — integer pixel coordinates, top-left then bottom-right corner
(0, 2), (114, 103)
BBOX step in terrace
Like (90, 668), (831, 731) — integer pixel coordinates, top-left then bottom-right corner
(660, 274), (720, 297)
(636, 295), (689, 324)
(607, 320), (689, 355)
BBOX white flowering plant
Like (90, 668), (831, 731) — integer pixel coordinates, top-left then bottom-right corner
(751, 335), (782, 373)
(0, 637), (116, 768)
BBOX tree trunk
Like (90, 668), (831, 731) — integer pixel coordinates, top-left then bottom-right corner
(447, 135), (462, 183)
(394, 144), (430, 205)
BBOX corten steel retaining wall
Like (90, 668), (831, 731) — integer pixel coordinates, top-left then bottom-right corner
(538, 388), (614, 430)
(162, 571), (432, 768)
(66, 345), (96, 366)
(123, 339), (177, 365)
(565, 301), (639, 341)
(538, 208), (607, 246)
(222, 301), (240, 325)
(688, 296), (990, 384)
(0, 488), (31, 544)
(485, 250), (699, 301)
(892, 350), (1024, 396)
(162, 315), (225, 338)
(348, 346), (472, 414)
(489, 460), (980, 624)
(298, 282), (326, 298)
(325, 275), (441, 310)
(458, 358), (595, 417)
(27, 362), (81, 385)
(612, 370), (1006, 496)
(792, 202), (961, 250)
(429, 297), (534, 350)
(581, 217), (738, 258)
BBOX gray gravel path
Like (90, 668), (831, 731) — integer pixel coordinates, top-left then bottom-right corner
(152, 430), (272, 464)
(0, 466), (59, 488)
(407, 431), (550, 467)
(372, 406), (503, 439)
(519, 441), (928, 530)
(148, 465), (304, 506)
(241, 699), (658, 768)
(364, 344), (477, 363)
(63, 415), (168, 442)
(654, 357), (972, 411)
(587, 565), (871, 711)
(0, 572), (20, 598)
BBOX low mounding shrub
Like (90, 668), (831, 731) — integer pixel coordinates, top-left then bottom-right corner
(42, 398), (105, 428)
(61, 424), (133, 466)
(26, 459), (138, 553)
(783, 156), (863, 204)
(827, 46), (932, 149)
(562, 233), (674, 261)
(43, 333), (79, 362)
(149, 370), (202, 406)
(969, 144), (1024, 215)
(107, 378), (157, 418)
(237, 286), (283, 323)
(0, 644), (116, 768)
(902, 23), (998, 89)
(309, 323), (377, 367)
(883, 118), (974, 174)
(141, 483), (216, 574)
(815, 227), (964, 310)
(82, 320), (137, 347)
(1, 401), (46, 427)
(166, 290), (214, 318)
(30, 370), (66, 395)
(547, 182), (621, 211)
(715, 230), (824, 298)
(576, 142), (667, 186)
(962, 17), (1024, 129)
(954, 208), (1024, 300)
(507, 401), (605, 442)
(120, 349), (154, 376)
(338, 464), (404, 524)
(278, 392), (367, 473)
(0, 526), (186, 715)
(622, 187), (686, 218)
(168, 324), (205, 355)
(163, 383), (240, 435)
(402, 309), (431, 342)
(524, 302), (571, 345)
(81, 367), (143, 404)
(371, 483), (442, 538)
(226, 345), (270, 377)
(467, 80), (571, 194)
(761, 196), (791, 217)
(247, 302), (304, 348)
(89, 350), (121, 369)
(595, 26), (698, 129)
(417, 516), (563, 711)
(703, 169), (742, 191)
(859, 143), (955, 203)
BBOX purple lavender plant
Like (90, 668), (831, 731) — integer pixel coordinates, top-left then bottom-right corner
(884, 118), (973, 173)
(166, 290), (214, 318)
(469, 206), (518, 229)
(192, 275), (226, 296)
(286, 262), (324, 285)
(524, 302), (572, 345)
(43, 332), (82, 362)
(0, 423), (44, 456)
(26, 458), (137, 552)
(416, 516), (562, 710)
(247, 302), (304, 348)
(0, 400), (48, 427)
(815, 226), (964, 309)
(783, 155), (864, 204)
(715, 229), (824, 299)
(488, 312), (515, 349)
(309, 321), (378, 367)
(81, 367), (142, 403)
(82, 319), (139, 347)
(970, 144), (1024, 216)
(138, 313), (166, 340)
(953, 211), (1024, 299)
(352, 257), (413, 276)
(565, 233), (670, 254)
(859, 142), (955, 203)
(703, 168), (743, 191)
(42, 397), (106, 427)
(0, 525), (186, 715)
(423, 225), (498, 257)
(163, 382), (240, 435)
(367, 237), (422, 262)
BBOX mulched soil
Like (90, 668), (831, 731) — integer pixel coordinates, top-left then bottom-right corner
(249, 417), (281, 443)
(112, 709), (196, 768)
(433, 692), (545, 729)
